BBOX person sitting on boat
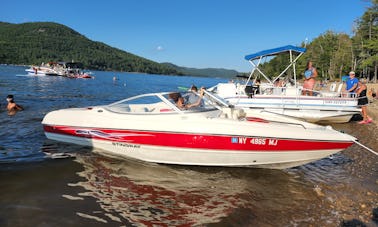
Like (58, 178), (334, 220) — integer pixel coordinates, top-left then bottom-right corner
(302, 60), (318, 96)
(6, 95), (23, 115)
(344, 71), (358, 97)
(355, 78), (373, 124)
(169, 89), (204, 110)
(253, 79), (261, 94)
(168, 92), (187, 110)
(184, 85), (205, 108)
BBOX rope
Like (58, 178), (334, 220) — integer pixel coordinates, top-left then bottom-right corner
(354, 140), (378, 156)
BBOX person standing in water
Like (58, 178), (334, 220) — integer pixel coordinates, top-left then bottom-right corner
(6, 95), (23, 115)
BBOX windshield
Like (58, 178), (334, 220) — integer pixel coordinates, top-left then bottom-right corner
(104, 91), (220, 114)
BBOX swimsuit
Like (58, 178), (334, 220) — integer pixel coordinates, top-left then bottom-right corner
(358, 89), (368, 106)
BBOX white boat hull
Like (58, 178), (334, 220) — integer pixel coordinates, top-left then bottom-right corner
(213, 84), (361, 123)
(44, 132), (344, 169)
(242, 108), (357, 124)
(42, 111), (355, 169)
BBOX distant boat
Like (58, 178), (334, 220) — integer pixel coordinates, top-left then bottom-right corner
(25, 62), (67, 76)
(65, 62), (94, 79)
(25, 62), (93, 78)
(25, 65), (58, 76)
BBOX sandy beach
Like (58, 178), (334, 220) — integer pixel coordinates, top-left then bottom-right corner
(366, 83), (378, 124)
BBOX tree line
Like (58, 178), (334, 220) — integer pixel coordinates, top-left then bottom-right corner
(259, 0), (377, 83)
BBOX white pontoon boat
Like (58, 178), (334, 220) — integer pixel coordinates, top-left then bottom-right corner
(209, 45), (361, 123)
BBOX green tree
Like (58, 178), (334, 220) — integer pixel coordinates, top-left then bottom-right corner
(353, 0), (378, 82)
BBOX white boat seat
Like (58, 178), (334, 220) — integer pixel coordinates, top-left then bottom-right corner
(337, 83), (343, 93)
(329, 83), (337, 92)
(217, 83), (237, 97)
(131, 106), (150, 113)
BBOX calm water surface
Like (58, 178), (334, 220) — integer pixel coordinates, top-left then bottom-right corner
(0, 65), (377, 226)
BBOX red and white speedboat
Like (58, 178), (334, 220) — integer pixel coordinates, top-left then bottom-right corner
(42, 90), (356, 169)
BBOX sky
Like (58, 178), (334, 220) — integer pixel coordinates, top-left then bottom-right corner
(0, 0), (372, 72)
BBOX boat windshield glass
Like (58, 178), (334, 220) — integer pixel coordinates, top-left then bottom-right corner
(105, 92), (218, 114)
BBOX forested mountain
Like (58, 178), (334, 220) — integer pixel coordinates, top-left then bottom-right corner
(0, 21), (241, 77)
(0, 22), (182, 75)
(161, 63), (239, 78)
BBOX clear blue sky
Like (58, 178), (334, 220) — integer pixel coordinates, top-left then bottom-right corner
(1, 0), (371, 72)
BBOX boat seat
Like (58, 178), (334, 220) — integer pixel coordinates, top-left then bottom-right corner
(329, 83), (337, 92)
(244, 85), (256, 97)
(337, 83), (343, 93)
(285, 87), (298, 96)
(217, 83), (237, 97)
(131, 107), (150, 113)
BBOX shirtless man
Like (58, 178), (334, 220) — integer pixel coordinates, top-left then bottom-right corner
(6, 95), (23, 115)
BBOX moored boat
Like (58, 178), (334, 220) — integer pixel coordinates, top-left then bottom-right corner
(25, 65), (59, 76)
(65, 62), (94, 79)
(208, 45), (361, 123)
(42, 90), (356, 169)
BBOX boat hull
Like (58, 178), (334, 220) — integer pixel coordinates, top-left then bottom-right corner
(43, 119), (354, 169)
(243, 108), (358, 124)
(211, 82), (361, 123)
(225, 95), (360, 123)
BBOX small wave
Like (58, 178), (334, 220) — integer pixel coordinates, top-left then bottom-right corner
(0, 150), (45, 163)
(76, 212), (108, 223)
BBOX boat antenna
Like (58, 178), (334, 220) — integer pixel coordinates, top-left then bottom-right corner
(304, 38), (309, 48)
(354, 140), (378, 156)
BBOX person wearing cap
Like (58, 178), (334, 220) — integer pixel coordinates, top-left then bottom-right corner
(6, 95), (23, 115)
(345, 71), (358, 97)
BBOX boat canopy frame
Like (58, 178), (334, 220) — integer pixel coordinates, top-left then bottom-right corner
(244, 45), (307, 86)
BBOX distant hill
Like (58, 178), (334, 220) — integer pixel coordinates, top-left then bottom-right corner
(162, 63), (240, 78)
(0, 21), (240, 77)
(0, 21), (181, 75)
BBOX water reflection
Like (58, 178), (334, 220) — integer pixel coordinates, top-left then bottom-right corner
(69, 154), (248, 225)
(65, 153), (322, 226)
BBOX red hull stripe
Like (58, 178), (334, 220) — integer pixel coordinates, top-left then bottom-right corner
(43, 125), (353, 152)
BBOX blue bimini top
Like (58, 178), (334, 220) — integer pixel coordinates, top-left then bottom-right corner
(244, 45), (307, 61)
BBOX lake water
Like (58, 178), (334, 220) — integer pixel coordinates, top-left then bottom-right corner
(0, 65), (377, 226)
